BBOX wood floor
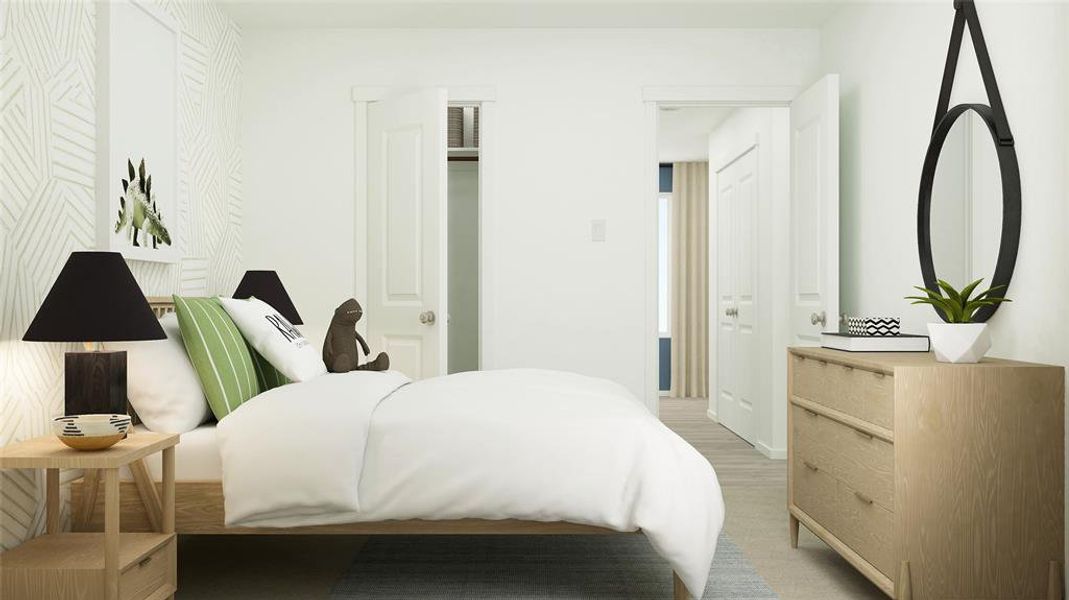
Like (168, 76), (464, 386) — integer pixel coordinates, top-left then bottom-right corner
(176, 399), (887, 599)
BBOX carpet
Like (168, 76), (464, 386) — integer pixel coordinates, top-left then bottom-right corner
(331, 533), (778, 599)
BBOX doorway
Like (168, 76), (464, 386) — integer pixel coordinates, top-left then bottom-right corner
(447, 104), (480, 374)
(646, 76), (840, 458)
(657, 106), (787, 447)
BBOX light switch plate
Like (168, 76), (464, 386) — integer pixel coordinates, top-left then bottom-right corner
(591, 219), (607, 242)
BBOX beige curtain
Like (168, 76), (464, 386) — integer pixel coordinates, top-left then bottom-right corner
(670, 162), (709, 398)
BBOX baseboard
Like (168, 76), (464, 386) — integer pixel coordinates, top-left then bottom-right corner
(756, 441), (786, 460)
(705, 408), (719, 423)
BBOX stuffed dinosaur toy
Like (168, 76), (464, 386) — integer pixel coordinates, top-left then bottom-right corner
(322, 299), (390, 373)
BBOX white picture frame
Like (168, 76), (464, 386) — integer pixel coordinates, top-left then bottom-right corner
(95, 0), (180, 263)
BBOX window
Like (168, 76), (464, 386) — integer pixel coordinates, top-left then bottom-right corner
(658, 192), (671, 337)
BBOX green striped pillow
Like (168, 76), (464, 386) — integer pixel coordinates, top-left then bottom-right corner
(173, 296), (261, 420)
(250, 349), (290, 391)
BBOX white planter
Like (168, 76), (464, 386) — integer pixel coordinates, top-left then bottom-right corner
(927, 323), (991, 363)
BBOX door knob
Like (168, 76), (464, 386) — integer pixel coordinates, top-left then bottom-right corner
(810, 311), (826, 327)
(419, 310), (436, 325)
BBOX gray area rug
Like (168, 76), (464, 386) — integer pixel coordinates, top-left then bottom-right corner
(331, 533), (778, 599)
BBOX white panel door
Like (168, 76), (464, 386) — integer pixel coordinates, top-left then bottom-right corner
(367, 89), (448, 378)
(715, 148), (757, 444)
(790, 75), (840, 345)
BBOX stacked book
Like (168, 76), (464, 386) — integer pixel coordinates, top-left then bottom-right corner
(821, 316), (930, 352)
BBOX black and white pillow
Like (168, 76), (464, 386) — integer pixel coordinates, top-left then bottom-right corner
(219, 296), (327, 382)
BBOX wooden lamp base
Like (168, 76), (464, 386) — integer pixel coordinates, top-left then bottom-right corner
(64, 351), (127, 416)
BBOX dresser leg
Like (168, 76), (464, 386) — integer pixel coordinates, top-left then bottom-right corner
(896, 561), (912, 600)
(1048, 561), (1063, 600)
(673, 571), (690, 600)
(791, 509), (799, 547)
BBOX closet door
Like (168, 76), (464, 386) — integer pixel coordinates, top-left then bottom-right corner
(716, 148), (757, 444)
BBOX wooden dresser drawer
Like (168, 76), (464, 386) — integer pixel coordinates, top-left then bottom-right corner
(791, 353), (894, 429)
(793, 460), (894, 578)
(792, 455), (839, 527)
(121, 536), (175, 600)
(792, 404), (894, 510)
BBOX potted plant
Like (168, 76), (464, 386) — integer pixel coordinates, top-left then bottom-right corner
(905, 279), (1010, 363)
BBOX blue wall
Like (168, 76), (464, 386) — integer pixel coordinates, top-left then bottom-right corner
(659, 337), (671, 392)
(659, 163), (673, 194)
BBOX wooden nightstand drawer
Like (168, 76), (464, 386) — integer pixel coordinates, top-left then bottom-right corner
(0, 533), (175, 600)
(792, 404), (894, 510)
(121, 536), (175, 600)
(791, 353), (893, 429)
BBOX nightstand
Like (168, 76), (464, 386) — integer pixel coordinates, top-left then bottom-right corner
(0, 431), (179, 600)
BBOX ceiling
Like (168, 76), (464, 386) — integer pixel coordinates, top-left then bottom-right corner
(219, 1), (844, 29)
(657, 106), (735, 162)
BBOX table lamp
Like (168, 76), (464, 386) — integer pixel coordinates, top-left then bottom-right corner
(232, 270), (303, 325)
(23, 251), (165, 416)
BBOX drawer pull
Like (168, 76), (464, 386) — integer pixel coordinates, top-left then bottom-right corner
(854, 491), (874, 505)
(802, 460), (819, 472)
(803, 408), (818, 418)
(138, 555), (153, 568)
(854, 428), (874, 441)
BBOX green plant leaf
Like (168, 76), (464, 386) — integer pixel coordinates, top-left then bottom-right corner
(958, 278), (985, 303)
(128, 159), (135, 182)
(936, 279), (963, 306)
(974, 285), (1007, 301)
(913, 285), (943, 297)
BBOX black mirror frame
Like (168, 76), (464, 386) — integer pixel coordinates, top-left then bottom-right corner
(917, 0), (1021, 323)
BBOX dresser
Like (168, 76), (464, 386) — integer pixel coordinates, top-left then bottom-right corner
(787, 346), (1064, 599)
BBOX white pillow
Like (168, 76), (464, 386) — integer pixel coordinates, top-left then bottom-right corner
(218, 296), (326, 382)
(109, 313), (211, 433)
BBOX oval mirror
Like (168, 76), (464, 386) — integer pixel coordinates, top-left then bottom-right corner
(918, 103), (1021, 322)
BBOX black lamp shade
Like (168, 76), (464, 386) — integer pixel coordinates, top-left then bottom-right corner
(233, 270), (302, 325)
(23, 252), (165, 342)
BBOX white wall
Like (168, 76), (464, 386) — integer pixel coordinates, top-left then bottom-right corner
(0, 0), (243, 549)
(707, 107), (791, 458)
(822, 2), (1067, 358)
(657, 106), (734, 162)
(821, 0), (1068, 571)
(242, 28), (820, 399)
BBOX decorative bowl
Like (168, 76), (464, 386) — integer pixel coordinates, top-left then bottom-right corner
(52, 414), (132, 451)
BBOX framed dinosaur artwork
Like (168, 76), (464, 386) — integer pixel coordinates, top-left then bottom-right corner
(95, 0), (180, 263)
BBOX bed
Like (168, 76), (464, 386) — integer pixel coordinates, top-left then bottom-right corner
(72, 297), (724, 600)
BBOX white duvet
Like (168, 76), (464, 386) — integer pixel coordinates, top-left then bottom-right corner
(216, 369), (724, 596)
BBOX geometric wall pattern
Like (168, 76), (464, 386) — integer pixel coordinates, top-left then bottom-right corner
(0, 0), (242, 550)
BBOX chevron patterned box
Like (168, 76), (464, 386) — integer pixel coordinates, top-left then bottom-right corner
(847, 316), (901, 337)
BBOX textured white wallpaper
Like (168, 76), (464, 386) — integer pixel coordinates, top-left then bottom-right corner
(0, 0), (242, 549)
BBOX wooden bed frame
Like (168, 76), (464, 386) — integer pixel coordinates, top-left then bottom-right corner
(70, 296), (692, 600)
